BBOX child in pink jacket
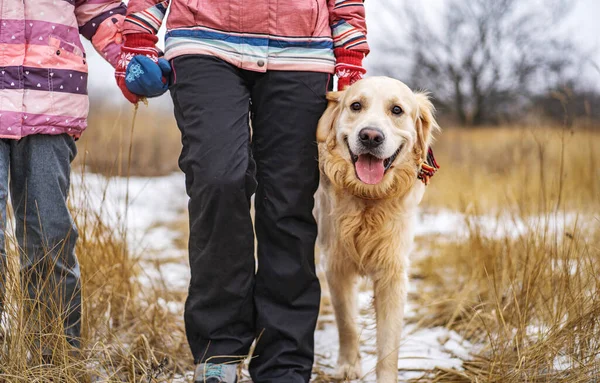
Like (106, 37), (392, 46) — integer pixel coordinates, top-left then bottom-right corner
(116, 1), (369, 382)
(0, 0), (125, 355)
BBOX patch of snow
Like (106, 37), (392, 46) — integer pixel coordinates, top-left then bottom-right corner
(73, 173), (485, 380)
(416, 209), (593, 241)
(553, 354), (573, 371)
(416, 210), (467, 237)
(157, 298), (185, 316)
(71, 171), (190, 291)
(139, 262), (190, 291)
(71, 171), (187, 255)
(315, 290), (475, 381)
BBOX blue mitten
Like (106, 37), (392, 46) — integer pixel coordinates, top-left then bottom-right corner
(125, 56), (171, 98)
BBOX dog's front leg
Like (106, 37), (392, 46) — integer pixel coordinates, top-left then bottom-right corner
(374, 273), (407, 383)
(327, 267), (362, 380)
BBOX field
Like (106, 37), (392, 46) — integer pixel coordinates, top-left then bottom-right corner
(1, 107), (599, 382)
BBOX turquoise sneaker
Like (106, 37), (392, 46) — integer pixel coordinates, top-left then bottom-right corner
(194, 363), (238, 383)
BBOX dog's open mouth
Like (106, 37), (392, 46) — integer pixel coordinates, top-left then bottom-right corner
(347, 140), (402, 185)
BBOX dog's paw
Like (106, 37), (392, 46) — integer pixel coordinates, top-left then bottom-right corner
(334, 361), (362, 381)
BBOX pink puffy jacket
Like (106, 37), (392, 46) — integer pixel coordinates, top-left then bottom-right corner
(0, 0), (125, 140)
(123, 0), (369, 74)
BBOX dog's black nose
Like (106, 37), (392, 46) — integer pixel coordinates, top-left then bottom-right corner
(359, 128), (384, 148)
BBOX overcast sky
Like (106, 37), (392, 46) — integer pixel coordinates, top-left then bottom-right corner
(85, 0), (600, 100)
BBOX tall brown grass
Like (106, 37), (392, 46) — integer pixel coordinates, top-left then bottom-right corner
(0, 179), (191, 382)
(0, 104), (190, 381)
(424, 125), (599, 213)
(2, 103), (598, 382)
(410, 123), (600, 382)
(77, 101), (181, 177)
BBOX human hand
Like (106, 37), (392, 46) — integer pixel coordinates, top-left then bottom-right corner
(334, 48), (366, 90)
(115, 34), (169, 103)
(124, 56), (171, 98)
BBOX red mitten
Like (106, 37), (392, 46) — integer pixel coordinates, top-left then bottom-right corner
(115, 33), (160, 104)
(335, 48), (366, 91)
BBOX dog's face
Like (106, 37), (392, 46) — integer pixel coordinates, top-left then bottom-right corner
(317, 76), (439, 199)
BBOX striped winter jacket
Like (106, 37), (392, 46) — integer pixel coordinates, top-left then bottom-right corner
(0, 0), (126, 140)
(124, 0), (369, 74)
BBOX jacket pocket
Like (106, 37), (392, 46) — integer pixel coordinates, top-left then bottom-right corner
(188, 0), (231, 35)
(46, 36), (88, 71)
(48, 36), (85, 58)
(276, 0), (319, 38)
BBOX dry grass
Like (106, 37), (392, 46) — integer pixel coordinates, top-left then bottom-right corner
(0, 180), (191, 382)
(1, 107), (190, 381)
(74, 179), (191, 381)
(411, 218), (600, 382)
(424, 125), (599, 213)
(76, 101), (181, 177)
(410, 123), (600, 382)
(2, 103), (599, 382)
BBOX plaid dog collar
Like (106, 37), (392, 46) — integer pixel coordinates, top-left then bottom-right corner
(418, 148), (440, 185)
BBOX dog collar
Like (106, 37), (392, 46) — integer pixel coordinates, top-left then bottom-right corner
(418, 148), (440, 185)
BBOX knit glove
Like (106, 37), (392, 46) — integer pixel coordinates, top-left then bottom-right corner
(116, 34), (171, 104)
(334, 48), (366, 91)
(91, 15), (125, 68)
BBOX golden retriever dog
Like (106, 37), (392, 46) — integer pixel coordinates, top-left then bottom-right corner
(315, 77), (440, 382)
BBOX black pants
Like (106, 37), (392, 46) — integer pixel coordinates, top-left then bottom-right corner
(170, 55), (329, 382)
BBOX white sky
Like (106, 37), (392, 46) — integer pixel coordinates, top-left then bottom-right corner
(85, 0), (600, 98)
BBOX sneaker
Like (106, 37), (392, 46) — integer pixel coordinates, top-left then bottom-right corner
(194, 363), (238, 383)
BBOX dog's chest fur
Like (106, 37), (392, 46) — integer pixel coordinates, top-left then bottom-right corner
(317, 179), (423, 280)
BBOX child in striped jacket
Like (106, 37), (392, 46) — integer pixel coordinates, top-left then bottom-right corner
(0, 0), (125, 356)
(116, 1), (369, 382)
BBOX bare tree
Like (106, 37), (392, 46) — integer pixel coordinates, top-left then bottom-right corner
(371, 0), (579, 126)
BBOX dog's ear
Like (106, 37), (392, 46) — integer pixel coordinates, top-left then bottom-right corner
(317, 91), (343, 143)
(414, 92), (440, 160)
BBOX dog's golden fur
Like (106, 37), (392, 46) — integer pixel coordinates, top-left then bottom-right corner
(316, 77), (440, 382)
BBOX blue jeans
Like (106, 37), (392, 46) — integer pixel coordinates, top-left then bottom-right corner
(0, 134), (80, 347)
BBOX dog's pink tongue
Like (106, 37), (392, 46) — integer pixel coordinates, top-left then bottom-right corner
(355, 154), (385, 185)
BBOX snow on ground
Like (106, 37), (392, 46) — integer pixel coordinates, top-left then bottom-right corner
(72, 172), (597, 381)
(72, 172), (192, 289)
(74, 171), (552, 381)
(416, 208), (590, 241)
(71, 172), (187, 256)
(314, 286), (476, 382)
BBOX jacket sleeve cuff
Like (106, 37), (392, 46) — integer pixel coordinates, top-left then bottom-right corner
(124, 33), (159, 49)
(79, 3), (126, 41)
(334, 48), (365, 68)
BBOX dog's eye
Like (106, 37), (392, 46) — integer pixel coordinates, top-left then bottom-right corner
(350, 102), (362, 111)
(392, 106), (403, 115)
